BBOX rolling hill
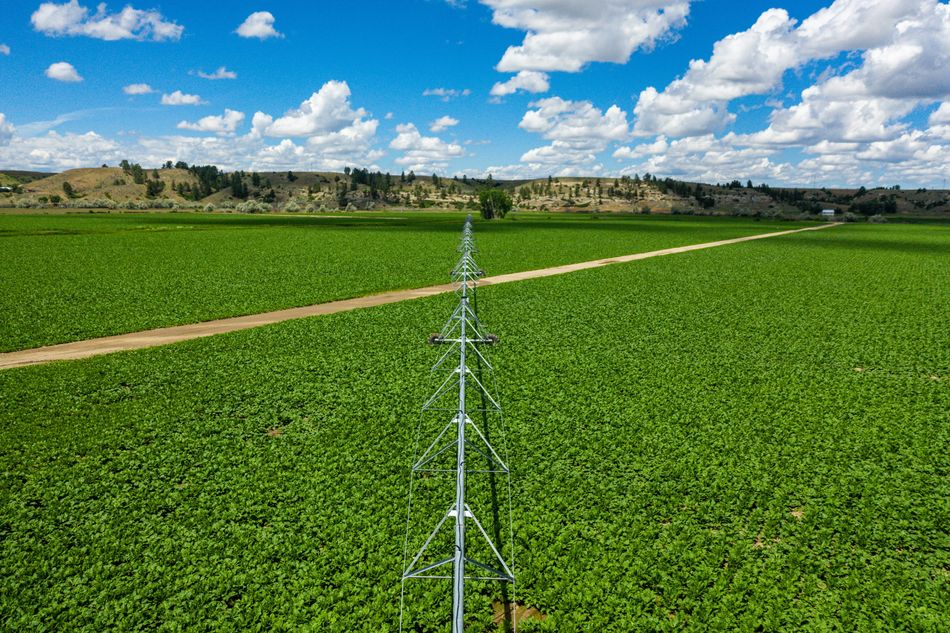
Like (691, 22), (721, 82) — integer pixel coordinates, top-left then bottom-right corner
(1, 165), (948, 219)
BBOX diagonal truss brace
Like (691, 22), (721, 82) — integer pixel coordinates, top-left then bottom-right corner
(403, 502), (513, 583)
(412, 415), (509, 474)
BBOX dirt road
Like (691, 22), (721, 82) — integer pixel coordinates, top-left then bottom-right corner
(0, 223), (840, 370)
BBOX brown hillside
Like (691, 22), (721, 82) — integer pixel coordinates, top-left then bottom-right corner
(0, 170), (54, 186)
(25, 168), (200, 202)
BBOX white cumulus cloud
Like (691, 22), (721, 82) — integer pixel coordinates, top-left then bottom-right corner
(490, 70), (550, 98)
(0, 44), (10, 55)
(258, 80), (370, 137)
(45, 61), (83, 82)
(632, 0), (943, 138)
(422, 87), (471, 102)
(0, 130), (123, 170)
(482, 0), (691, 73)
(507, 96), (629, 173)
(613, 133), (781, 183)
(236, 11), (283, 39)
(390, 123), (465, 172)
(0, 114), (14, 145)
(196, 66), (237, 80)
(520, 97), (628, 143)
(633, 86), (735, 138)
(248, 81), (381, 167)
(0, 127), (383, 175)
(161, 91), (207, 106)
(123, 83), (154, 95)
(930, 102), (950, 126)
(132, 130), (381, 174)
(430, 116), (459, 133)
(734, 1), (950, 148)
(0, 83), (387, 173)
(611, 0), (950, 188)
(177, 109), (246, 136)
(31, 0), (183, 41)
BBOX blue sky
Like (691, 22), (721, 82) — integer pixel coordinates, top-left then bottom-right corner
(0, 0), (948, 187)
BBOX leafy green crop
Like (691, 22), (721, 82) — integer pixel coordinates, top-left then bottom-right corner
(0, 222), (946, 631)
(0, 212), (805, 351)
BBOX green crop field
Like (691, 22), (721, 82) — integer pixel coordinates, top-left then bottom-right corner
(0, 212), (807, 351)
(1, 220), (947, 631)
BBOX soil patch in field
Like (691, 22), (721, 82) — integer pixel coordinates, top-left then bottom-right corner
(492, 601), (546, 629)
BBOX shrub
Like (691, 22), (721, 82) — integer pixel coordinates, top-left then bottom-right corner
(868, 214), (888, 223)
(87, 198), (117, 209)
(236, 200), (270, 213)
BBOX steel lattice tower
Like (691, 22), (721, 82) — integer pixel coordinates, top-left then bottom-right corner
(400, 216), (516, 632)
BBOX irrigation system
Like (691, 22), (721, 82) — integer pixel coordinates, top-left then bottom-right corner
(400, 216), (516, 632)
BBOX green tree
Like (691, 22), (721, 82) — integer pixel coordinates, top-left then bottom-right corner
(230, 172), (247, 199)
(145, 180), (165, 198)
(62, 181), (75, 198)
(478, 189), (512, 219)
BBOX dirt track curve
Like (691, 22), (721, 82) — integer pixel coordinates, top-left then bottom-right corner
(0, 223), (840, 370)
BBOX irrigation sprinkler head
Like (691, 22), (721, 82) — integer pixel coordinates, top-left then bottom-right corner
(483, 333), (500, 346)
(427, 333), (446, 345)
